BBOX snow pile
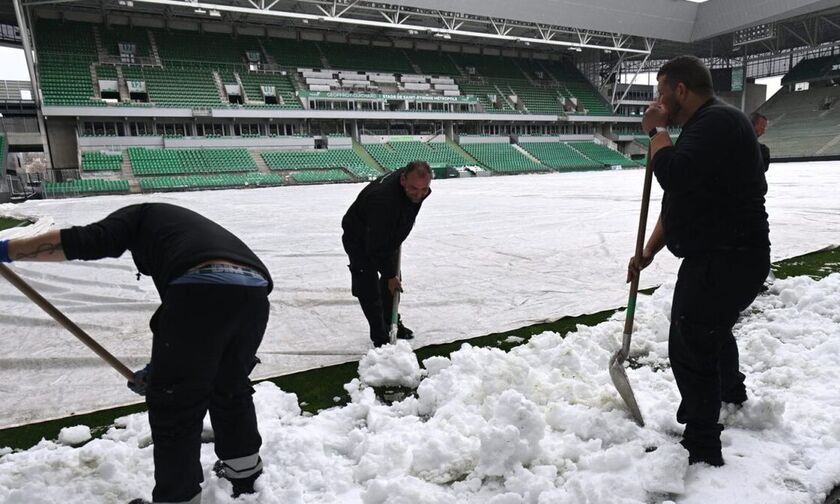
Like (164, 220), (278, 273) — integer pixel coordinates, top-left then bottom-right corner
(358, 340), (423, 388)
(1, 273), (840, 503)
(57, 425), (92, 447)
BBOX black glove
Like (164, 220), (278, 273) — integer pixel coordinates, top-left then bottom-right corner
(127, 363), (152, 396)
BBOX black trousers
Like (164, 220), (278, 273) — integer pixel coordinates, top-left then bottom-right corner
(347, 262), (394, 347)
(146, 283), (269, 503)
(669, 249), (769, 456)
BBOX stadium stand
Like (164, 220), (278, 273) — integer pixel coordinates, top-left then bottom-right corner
(758, 84), (840, 158)
(289, 169), (352, 183)
(781, 55), (840, 84)
(261, 148), (377, 177)
(34, 19), (616, 118)
(363, 141), (471, 170)
(128, 147), (257, 176)
(263, 38), (324, 69)
(461, 143), (546, 173)
(407, 50), (461, 76)
(238, 71), (301, 108)
(520, 142), (604, 171)
(568, 142), (637, 167)
(121, 65), (221, 108)
(43, 178), (130, 197)
(320, 43), (414, 74)
(98, 25), (152, 60)
(139, 173), (284, 191)
(81, 151), (123, 171)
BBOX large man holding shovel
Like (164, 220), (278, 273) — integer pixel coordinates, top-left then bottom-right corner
(0, 203), (271, 503)
(627, 56), (770, 467)
(342, 160), (432, 348)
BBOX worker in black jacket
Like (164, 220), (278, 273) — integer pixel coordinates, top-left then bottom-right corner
(750, 111), (771, 172)
(627, 56), (770, 467)
(0, 203), (271, 504)
(342, 161), (432, 347)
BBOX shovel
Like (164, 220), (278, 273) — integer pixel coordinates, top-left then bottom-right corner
(388, 247), (402, 345)
(0, 263), (135, 381)
(608, 151), (654, 427)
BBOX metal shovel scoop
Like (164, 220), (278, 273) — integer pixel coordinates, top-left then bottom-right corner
(609, 152), (654, 427)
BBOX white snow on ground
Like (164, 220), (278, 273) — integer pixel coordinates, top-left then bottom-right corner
(1, 273), (839, 504)
(0, 161), (838, 428)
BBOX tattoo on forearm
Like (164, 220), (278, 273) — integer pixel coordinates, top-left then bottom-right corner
(14, 242), (64, 260)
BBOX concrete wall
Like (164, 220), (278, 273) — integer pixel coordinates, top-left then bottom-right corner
(718, 82), (767, 115)
(44, 118), (78, 169)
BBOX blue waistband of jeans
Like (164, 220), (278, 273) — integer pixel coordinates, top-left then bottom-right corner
(188, 263), (266, 280)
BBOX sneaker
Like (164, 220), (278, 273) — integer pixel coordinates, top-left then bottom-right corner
(127, 500), (151, 504)
(396, 322), (414, 340)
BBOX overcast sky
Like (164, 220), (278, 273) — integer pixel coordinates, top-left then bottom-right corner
(0, 46), (30, 80)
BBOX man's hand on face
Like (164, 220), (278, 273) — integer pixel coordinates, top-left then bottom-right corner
(642, 102), (669, 133)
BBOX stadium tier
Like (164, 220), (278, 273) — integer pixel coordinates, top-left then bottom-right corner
(289, 169), (352, 183)
(261, 148), (377, 175)
(363, 142), (471, 171)
(461, 143), (546, 173)
(238, 71), (301, 109)
(519, 142), (604, 171)
(262, 38), (324, 69)
(781, 55), (840, 84)
(406, 50), (461, 76)
(139, 173), (284, 191)
(319, 42), (415, 74)
(567, 142), (637, 167)
(81, 151), (123, 172)
(98, 25), (152, 60)
(758, 85), (840, 159)
(33, 20), (614, 116)
(43, 178), (130, 197)
(128, 147), (257, 176)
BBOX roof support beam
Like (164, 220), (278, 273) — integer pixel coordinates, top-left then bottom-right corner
(117, 0), (651, 54)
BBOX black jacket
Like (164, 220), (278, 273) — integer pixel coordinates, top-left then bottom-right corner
(759, 143), (771, 172)
(61, 203), (273, 296)
(653, 99), (770, 257)
(341, 168), (430, 278)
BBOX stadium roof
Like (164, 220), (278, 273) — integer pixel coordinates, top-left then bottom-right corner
(5, 0), (840, 59)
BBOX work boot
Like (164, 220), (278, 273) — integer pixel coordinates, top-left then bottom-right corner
(686, 449), (724, 467)
(396, 321), (414, 340)
(680, 424), (724, 467)
(214, 459), (262, 497)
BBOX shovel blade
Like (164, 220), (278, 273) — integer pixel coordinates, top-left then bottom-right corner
(609, 351), (645, 427)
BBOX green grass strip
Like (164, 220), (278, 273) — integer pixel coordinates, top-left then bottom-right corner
(0, 217), (30, 231)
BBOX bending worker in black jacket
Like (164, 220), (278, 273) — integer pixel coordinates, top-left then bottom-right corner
(0, 203), (271, 504)
(342, 161), (432, 347)
(628, 56), (770, 467)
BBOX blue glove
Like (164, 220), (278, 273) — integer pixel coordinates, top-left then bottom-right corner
(127, 363), (152, 396)
(0, 240), (11, 263)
